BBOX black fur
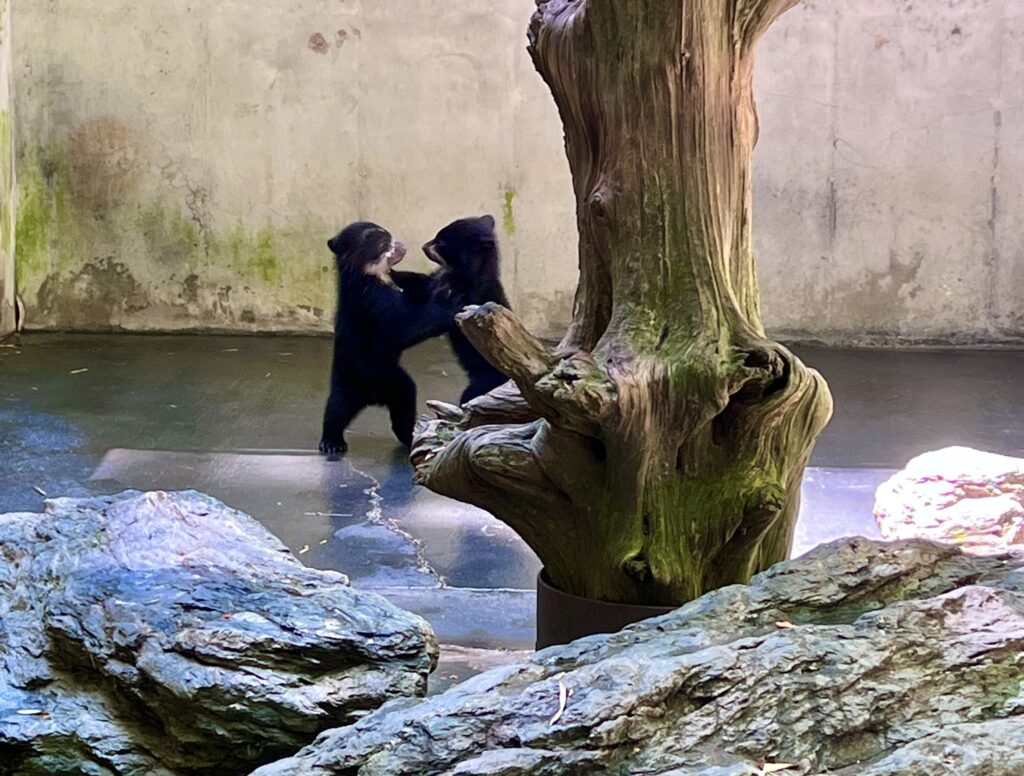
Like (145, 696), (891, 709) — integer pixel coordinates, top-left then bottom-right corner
(423, 215), (511, 404)
(319, 222), (454, 456)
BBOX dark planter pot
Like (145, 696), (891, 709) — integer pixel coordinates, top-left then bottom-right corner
(535, 570), (677, 650)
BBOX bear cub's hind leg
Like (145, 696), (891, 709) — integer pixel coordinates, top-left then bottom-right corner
(383, 367), (418, 447)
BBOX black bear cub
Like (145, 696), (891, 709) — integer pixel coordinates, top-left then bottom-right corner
(319, 222), (454, 456)
(422, 215), (511, 404)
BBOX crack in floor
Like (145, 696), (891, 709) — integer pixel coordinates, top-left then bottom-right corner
(349, 460), (448, 588)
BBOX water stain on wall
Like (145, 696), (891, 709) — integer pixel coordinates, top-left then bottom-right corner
(783, 251), (928, 342)
(180, 273), (200, 306)
(843, 250), (925, 323)
(67, 116), (141, 214)
(37, 257), (148, 329)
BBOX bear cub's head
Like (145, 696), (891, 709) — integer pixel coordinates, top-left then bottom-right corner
(327, 222), (407, 287)
(422, 215), (498, 279)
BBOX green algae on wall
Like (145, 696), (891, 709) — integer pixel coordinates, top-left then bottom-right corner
(502, 187), (516, 235)
(225, 222), (286, 286)
(0, 108), (13, 336)
(13, 148), (56, 292)
(0, 0), (16, 336)
(14, 140), (334, 332)
(0, 110), (10, 179)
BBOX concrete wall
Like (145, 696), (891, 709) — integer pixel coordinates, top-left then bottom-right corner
(0, 0), (14, 338)
(12, 0), (576, 335)
(10, 0), (1024, 344)
(756, 0), (1024, 344)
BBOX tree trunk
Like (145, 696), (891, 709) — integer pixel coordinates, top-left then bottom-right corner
(413, 0), (832, 606)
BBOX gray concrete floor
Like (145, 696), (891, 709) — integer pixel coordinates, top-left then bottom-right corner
(2, 335), (1023, 689)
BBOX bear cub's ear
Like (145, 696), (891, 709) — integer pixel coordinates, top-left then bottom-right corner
(480, 214), (496, 230)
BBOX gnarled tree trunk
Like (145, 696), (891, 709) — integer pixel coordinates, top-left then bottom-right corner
(413, 0), (832, 605)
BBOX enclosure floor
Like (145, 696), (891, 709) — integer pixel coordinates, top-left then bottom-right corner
(2, 334), (1023, 690)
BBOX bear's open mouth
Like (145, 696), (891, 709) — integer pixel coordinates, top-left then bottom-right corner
(422, 241), (450, 270)
(363, 240), (406, 287)
(383, 240), (407, 268)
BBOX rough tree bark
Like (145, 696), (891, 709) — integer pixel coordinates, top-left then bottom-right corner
(413, 0), (832, 605)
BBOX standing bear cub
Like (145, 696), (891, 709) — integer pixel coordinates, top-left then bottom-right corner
(319, 222), (454, 456)
(423, 215), (511, 404)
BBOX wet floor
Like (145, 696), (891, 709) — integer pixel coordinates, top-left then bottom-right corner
(2, 334), (1023, 687)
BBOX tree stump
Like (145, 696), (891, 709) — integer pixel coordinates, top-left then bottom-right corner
(414, 0), (832, 605)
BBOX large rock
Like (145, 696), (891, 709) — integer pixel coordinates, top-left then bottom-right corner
(253, 538), (1024, 776)
(875, 446), (1024, 553)
(0, 491), (437, 775)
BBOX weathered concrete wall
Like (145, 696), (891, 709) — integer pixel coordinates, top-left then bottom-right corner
(10, 0), (1024, 343)
(756, 0), (1024, 345)
(0, 0), (14, 338)
(12, 0), (575, 335)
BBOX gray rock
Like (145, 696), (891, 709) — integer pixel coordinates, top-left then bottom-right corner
(0, 490), (437, 775)
(253, 537), (1024, 776)
(831, 719), (1024, 775)
(875, 446), (1024, 553)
